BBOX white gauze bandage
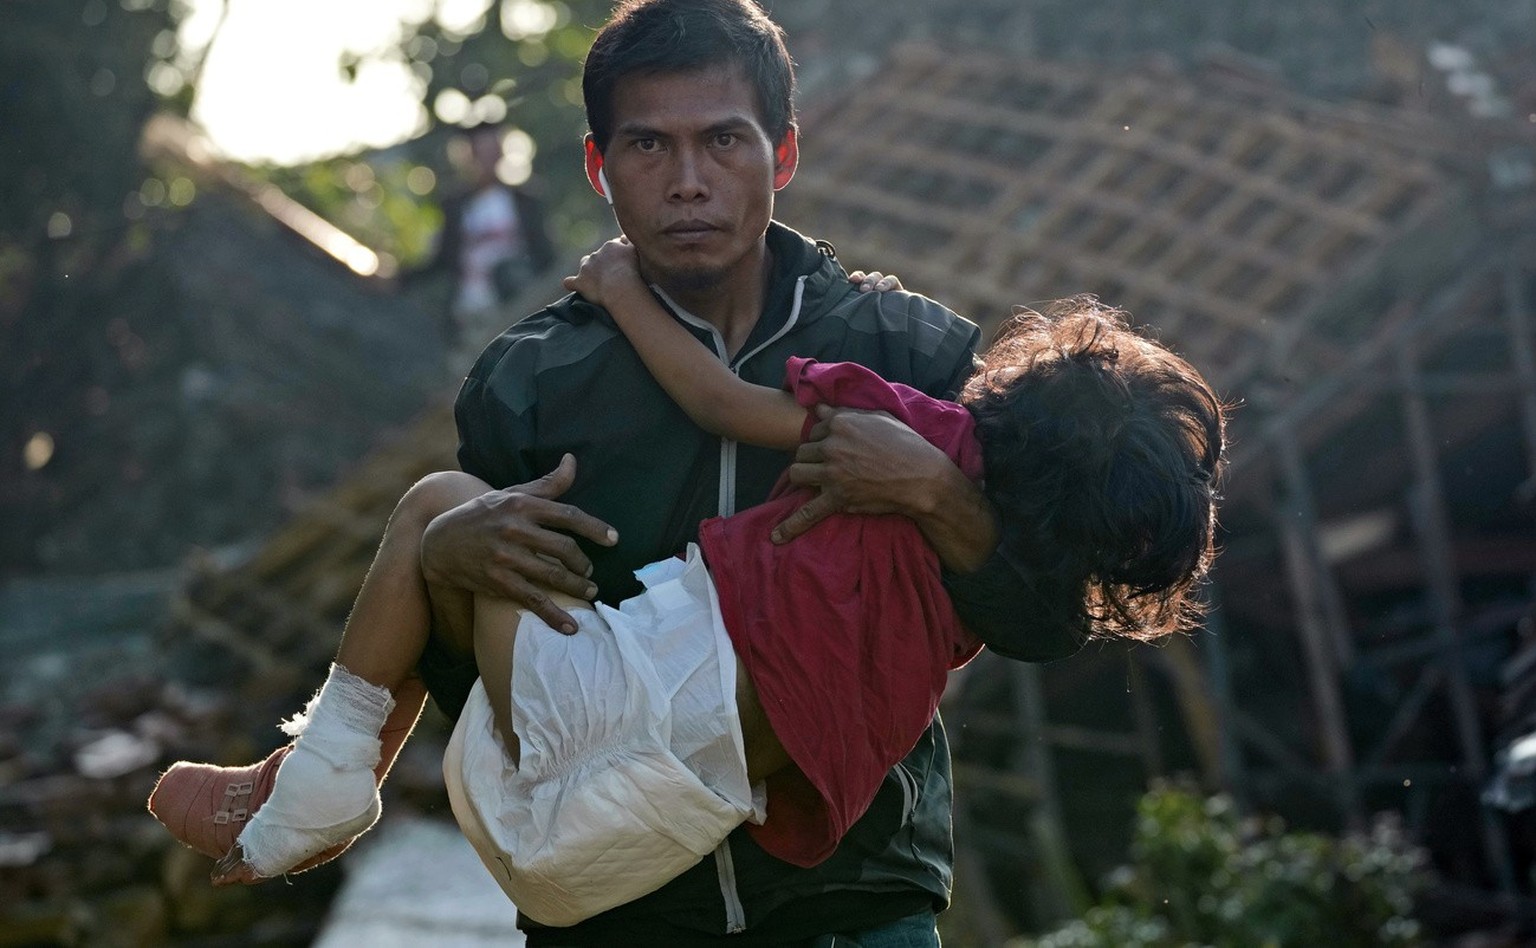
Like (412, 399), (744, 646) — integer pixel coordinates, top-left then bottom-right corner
(237, 663), (395, 876)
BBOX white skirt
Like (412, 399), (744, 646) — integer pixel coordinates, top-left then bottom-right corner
(443, 544), (763, 927)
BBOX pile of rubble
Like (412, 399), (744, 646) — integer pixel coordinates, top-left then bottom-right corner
(0, 571), (456, 946)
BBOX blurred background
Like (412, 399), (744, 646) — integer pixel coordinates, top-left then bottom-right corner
(2, 0), (1534, 945)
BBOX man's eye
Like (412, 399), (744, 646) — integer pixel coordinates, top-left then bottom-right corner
(634, 138), (659, 153)
(712, 132), (737, 148)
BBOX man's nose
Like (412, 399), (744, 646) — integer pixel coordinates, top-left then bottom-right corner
(668, 148), (710, 202)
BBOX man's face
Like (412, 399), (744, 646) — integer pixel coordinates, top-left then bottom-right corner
(596, 64), (793, 294)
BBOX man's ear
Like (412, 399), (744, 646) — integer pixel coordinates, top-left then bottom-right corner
(772, 127), (799, 191)
(583, 136), (612, 203)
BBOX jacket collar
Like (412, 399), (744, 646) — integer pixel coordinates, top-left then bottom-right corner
(736, 221), (845, 353)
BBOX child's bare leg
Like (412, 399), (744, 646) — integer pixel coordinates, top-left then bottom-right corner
(333, 471), (494, 690)
(471, 590), (592, 765)
(472, 596), (525, 764)
(150, 472), (494, 884)
(317, 469), (492, 793)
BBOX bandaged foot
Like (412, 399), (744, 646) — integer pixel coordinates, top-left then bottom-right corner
(148, 664), (396, 881)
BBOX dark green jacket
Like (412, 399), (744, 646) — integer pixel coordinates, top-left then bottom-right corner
(451, 222), (1081, 945)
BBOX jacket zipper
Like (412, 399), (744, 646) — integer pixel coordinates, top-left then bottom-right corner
(653, 276), (809, 934)
(714, 837), (747, 934)
(656, 276), (808, 517)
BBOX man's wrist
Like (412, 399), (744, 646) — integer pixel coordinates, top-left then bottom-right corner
(905, 451), (968, 520)
(912, 460), (999, 574)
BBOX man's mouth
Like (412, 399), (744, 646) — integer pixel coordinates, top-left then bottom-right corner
(663, 221), (722, 238)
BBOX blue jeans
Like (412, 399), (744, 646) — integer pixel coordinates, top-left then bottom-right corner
(807, 910), (941, 947)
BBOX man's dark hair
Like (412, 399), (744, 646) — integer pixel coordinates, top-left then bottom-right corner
(583, 0), (796, 151)
(963, 298), (1228, 642)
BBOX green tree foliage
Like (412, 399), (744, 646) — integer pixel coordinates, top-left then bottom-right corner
(246, 0), (618, 270)
(1017, 785), (1428, 948)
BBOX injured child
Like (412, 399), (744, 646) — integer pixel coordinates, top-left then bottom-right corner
(148, 238), (1227, 927)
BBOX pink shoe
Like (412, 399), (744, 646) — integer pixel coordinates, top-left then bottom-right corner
(146, 747), (353, 877)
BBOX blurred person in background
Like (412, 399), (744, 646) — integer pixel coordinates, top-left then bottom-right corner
(401, 121), (555, 367)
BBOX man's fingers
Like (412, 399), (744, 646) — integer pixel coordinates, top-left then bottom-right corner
(786, 461), (825, 490)
(501, 492), (616, 549)
(517, 453), (577, 499)
(503, 573), (580, 635)
(532, 498), (619, 548)
(506, 455), (618, 547)
(792, 439), (828, 465)
(483, 553), (591, 634)
(490, 546), (594, 601)
(770, 492), (838, 544)
(524, 530), (596, 581)
(798, 404), (841, 444)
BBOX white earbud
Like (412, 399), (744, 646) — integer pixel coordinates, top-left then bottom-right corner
(598, 168), (614, 205)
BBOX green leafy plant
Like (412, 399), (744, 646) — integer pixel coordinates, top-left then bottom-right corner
(1016, 785), (1428, 948)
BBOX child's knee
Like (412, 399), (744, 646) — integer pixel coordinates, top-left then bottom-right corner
(395, 471), (490, 528)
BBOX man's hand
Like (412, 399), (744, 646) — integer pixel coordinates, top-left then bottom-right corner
(420, 454), (618, 634)
(772, 406), (942, 536)
(771, 405), (999, 573)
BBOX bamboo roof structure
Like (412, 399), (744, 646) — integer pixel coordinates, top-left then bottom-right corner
(780, 44), (1470, 398)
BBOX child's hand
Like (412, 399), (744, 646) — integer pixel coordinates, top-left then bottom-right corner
(564, 237), (646, 307)
(848, 270), (902, 293)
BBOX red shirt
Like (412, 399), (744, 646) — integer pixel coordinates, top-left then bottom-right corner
(698, 358), (985, 868)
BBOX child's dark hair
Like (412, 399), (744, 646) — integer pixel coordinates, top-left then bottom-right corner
(963, 297), (1226, 642)
(583, 0), (796, 152)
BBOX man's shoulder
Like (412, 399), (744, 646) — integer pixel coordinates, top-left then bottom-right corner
(811, 277), (979, 360)
(464, 294), (619, 401)
(838, 285), (968, 328)
(771, 242), (980, 397)
(790, 241), (974, 340)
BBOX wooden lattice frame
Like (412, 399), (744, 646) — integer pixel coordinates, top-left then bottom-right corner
(781, 43), (1461, 395)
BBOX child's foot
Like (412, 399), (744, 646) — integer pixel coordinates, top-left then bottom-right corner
(226, 734), (382, 879)
(148, 667), (423, 884)
(147, 747), (359, 881)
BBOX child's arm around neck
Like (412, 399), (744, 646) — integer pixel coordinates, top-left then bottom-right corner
(565, 238), (804, 451)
